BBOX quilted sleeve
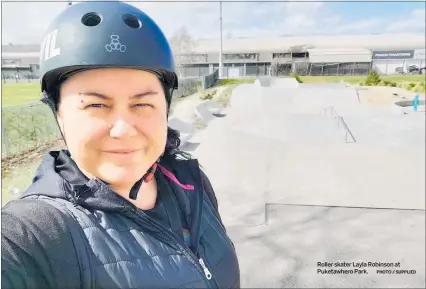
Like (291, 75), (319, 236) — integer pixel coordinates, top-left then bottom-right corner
(1, 199), (82, 289)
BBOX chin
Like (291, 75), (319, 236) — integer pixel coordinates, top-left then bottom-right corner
(97, 166), (147, 186)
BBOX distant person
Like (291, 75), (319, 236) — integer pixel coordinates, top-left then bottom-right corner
(1, 2), (240, 289)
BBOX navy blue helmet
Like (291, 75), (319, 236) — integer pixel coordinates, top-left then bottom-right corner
(39, 1), (178, 98)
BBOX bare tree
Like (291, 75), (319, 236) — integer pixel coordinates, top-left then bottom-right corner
(168, 26), (195, 78)
(270, 60), (292, 76)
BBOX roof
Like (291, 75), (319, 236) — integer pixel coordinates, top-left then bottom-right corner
(193, 34), (426, 53)
(2, 44), (40, 53)
(2, 33), (425, 57)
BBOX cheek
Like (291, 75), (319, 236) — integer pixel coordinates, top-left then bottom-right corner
(61, 113), (106, 149)
(138, 112), (168, 144)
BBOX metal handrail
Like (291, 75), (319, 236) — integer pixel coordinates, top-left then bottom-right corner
(337, 116), (356, 143)
(321, 106), (356, 143)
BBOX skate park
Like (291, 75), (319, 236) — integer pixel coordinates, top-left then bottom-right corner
(170, 77), (425, 288)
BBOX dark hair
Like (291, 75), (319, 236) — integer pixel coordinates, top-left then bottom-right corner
(162, 86), (192, 160)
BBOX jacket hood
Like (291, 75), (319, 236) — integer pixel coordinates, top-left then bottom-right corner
(20, 149), (198, 213)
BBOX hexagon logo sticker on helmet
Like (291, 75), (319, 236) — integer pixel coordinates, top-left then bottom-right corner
(105, 35), (126, 52)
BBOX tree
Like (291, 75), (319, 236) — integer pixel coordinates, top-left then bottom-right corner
(270, 60), (292, 76)
(168, 26), (195, 78)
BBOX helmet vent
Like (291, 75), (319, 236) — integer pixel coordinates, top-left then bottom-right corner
(81, 12), (102, 27)
(123, 14), (142, 29)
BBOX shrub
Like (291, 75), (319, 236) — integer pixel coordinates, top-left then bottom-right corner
(200, 90), (216, 100)
(289, 72), (303, 83)
(412, 82), (425, 93)
(389, 82), (397, 87)
(364, 70), (381, 86)
(401, 83), (411, 90)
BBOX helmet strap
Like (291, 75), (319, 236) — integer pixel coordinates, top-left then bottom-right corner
(128, 158), (161, 200)
(41, 91), (69, 147)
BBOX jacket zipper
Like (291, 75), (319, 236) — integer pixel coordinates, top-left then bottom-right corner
(128, 207), (218, 288)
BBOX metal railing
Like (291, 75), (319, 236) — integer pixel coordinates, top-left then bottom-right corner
(1, 102), (62, 159)
(173, 77), (199, 99)
(201, 69), (219, 90)
(321, 106), (356, 143)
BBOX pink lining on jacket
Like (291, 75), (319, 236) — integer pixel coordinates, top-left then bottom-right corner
(158, 165), (195, 190)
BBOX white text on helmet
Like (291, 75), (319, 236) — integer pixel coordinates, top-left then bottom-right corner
(40, 29), (61, 61)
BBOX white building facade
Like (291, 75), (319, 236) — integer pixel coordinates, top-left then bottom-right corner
(2, 34), (425, 80)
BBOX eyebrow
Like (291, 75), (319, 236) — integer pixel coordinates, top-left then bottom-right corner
(78, 91), (158, 100)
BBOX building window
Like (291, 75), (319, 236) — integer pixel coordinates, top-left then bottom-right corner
(292, 52), (309, 58)
(272, 53), (291, 59)
(29, 64), (40, 72)
(272, 52), (309, 59)
(2, 59), (20, 66)
(176, 54), (207, 62)
(224, 53), (257, 60)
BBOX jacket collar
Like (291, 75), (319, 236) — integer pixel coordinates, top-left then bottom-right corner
(21, 150), (202, 213)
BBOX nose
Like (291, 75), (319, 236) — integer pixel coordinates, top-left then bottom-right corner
(109, 118), (137, 139)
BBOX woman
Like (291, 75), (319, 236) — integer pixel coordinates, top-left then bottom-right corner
(1, 2), (240, 289)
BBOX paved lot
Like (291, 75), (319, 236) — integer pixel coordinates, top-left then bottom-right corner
(191, 78), (425, 288)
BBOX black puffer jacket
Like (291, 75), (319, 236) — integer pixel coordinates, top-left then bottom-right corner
(1, 150), (240, 289)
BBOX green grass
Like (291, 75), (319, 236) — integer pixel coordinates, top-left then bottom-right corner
(216, 78), (256, 86)
(2, 82), (42, 107)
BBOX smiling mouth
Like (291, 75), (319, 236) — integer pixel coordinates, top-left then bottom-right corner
(104, 149), (139, 155)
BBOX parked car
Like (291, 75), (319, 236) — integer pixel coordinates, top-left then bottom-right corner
(395, 67), (405, 74)
(407, 65), (421, 74)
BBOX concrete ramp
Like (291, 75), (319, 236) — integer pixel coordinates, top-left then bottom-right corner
(296, 87), (360, 115)
(270, 77), (300, 88)
(230, 114), (344, 145)
(192, 81), (425, 289)
(267, 144), (425, 210)
(342, 113), (425, 147)
(260, 87), (297, 114)
(300, 82), (349, 89)
(254, 76), (273, 87)
(228, 206), (425, 288)
(229, 83), (262, 113)
(168, 118), (196, 145)
(195, 100), (224, 124)
(255, 76), (299, 88)
(230, 79), (359, 117)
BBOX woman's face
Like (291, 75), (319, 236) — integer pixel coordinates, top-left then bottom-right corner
(57, 68), (168, 190)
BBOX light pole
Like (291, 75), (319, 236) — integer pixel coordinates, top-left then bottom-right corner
(219, 1), (223, 79)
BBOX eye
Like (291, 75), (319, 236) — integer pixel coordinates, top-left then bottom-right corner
(86, 104), (107, 108)
(134, 103), (153, 108)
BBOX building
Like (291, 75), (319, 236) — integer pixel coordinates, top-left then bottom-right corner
(1, 44), (40, 81)
(371, 49), (426, 75)
(182, 33), (425, 78)
(2, 33), (425, 80)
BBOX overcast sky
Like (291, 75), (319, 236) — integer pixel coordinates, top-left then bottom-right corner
(1, 1), (425, 45)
